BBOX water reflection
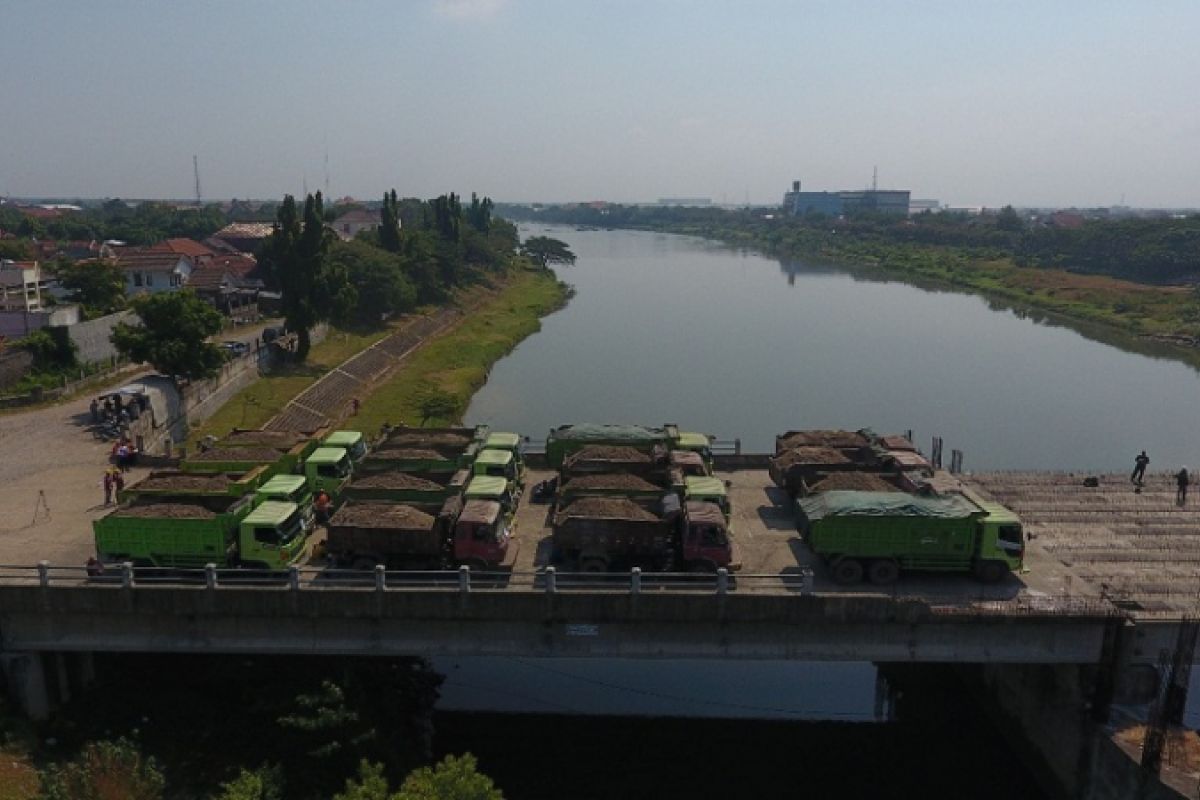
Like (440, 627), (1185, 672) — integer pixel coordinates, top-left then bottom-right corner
(470, 226), (1200, 470)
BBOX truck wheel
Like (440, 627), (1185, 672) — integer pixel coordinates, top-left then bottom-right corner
(867, 559), (900, 586)
(351, 557), (376, 572)
(973, 560), (1007, 584)
(687, 561), (716, 574)
(832, 558), (864, 585)
(580, 558), (607, 574)
(463, 559), (487, 573)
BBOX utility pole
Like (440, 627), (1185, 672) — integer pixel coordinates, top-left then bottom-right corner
(193, 155), (202, 206)
(872, 165), (878, 191)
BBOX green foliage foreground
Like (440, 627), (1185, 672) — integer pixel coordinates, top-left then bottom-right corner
(110, 290), (225, 381)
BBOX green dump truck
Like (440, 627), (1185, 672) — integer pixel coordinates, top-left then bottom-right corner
(544, 423), (712, 469)
(794, 490), (1025, 585)
(323, 430), (368, 463)
(481, 431), (525, 479)
(342, 468), (471, 504)
(304, 446), (353, 497)
(117, 468), (271, 505)
(325, 495), (513, 571)
(256, 474), (315, 529)
(472, 448), (523, 497)
(93, 496), (309, 571)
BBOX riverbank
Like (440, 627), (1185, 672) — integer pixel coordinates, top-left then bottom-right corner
(351, 267), (569, 435)
(191, 267), (568, 444)
(657, 220), (1200, 349)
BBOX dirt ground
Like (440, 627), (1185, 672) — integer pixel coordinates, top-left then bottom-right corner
(0, 390), (152, 568)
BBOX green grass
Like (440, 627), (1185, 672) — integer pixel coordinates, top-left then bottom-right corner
(190, 270), (568, 445)
(353, 269), (568, 435)
(189, 326), (392, 445)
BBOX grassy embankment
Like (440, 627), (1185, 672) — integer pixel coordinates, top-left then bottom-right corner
(352, 267), (567, 435)
(189, 326), (392, 445)
(660, 221), (1200, 345)
(192, 268), (567, 444)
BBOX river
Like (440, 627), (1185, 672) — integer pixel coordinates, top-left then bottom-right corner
(468, 225), (1200, 471)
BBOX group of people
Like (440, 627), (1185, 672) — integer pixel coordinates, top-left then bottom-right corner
(101, 465), (125, 505)
(90, 393), (145, 429)
(1131, 450), (1191, 506)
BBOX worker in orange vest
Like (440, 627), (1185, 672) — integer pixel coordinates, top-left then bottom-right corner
(314, 490), (332, 523)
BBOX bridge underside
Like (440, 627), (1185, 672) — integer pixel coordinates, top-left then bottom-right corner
(0, 586), (1115, 664)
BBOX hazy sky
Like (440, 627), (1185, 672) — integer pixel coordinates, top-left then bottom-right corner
(3, 0), (1198, 207)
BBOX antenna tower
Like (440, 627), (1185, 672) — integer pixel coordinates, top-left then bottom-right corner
(324, 139), (330, 197)
(193, 155), (202, 206)
(872, 166), (878, 192)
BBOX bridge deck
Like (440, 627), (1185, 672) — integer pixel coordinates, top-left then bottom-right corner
(3, 467), (1191, 615)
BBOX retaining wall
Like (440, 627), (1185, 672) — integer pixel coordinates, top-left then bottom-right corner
(60, 310), (134, 364)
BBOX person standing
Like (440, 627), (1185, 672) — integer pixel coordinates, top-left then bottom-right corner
(1176, 466), (1191, 506)
(89, 398), (100, 424)
(102, 470), (114, 505)
(1132, 451), (1150, 486)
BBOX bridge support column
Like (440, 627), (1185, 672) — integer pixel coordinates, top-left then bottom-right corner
(0, 652), (51, 720)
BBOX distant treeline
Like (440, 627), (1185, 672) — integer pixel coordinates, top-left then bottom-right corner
(500, 203), (1200, 285)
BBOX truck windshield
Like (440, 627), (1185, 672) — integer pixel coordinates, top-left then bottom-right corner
(278, 511), (304, 544)
(348, 441), (367, 461)
(998, 525), (1023, 546)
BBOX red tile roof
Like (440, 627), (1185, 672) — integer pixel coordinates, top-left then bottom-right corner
(163, 238), (217, 259)
(113, 249), (192, 272)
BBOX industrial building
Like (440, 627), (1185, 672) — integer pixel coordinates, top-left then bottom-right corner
(782, 180), (912, 216)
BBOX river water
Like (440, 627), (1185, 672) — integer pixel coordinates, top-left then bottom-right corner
(468, 225), (1200, 471)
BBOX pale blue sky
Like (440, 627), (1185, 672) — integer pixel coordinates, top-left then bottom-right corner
(2, 0), (1197, 207)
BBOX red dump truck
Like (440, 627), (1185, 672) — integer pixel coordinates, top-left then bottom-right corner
(551, 494), (738, 573)
(324, 496), (513, 571)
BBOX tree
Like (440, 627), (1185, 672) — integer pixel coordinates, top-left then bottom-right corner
(333, 755), (503, 800)
(215, 765), (284, 800)
(20, 328), (77, 370)
(41, 738), (166, 800)
(996, 205), (1024, 233)
(329, 240), (417, 325)
(395, 754), (503, 800)
(111, 290), (224, 381)
(380, 190), (402, 253)
(272, 193), (356, 360)
(51, 258), (127, 318)
(521, 236), (576, 268)
(415, 387), (461, 426)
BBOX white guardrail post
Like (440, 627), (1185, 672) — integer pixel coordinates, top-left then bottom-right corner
(205, 563), (217, 590)
(375, 564), (386, 592)
(544, 566), (557, 595)
(37, 560), (50, 588)
(459, 564), (471, 594)
(288, 566), (300, 591)
(630, 567), (641, 595)
(717, 568), (729, 595)
(121, 561), (134, 589)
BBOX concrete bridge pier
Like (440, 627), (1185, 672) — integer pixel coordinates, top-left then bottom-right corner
(1, 651), (96, 720)
(971, 618), (1191, 800)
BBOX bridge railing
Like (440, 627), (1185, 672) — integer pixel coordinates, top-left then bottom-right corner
(0, 561), (813, 596)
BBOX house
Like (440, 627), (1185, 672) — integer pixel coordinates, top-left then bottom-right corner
(331, 208), (382, 241)
(161, 238), (217, 262)
(207, 222), (274, 256)
(188, 254), (262, 315)
(110, 248), (194, 295)
(0, 259), (75, 336)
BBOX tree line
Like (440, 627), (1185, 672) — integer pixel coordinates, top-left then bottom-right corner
(502, 203), (1200, 285)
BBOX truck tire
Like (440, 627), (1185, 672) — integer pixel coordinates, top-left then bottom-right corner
(973, 560), (1007, 584)
(351, 557), (376, 572)
(867, 559), (900, 586)
(580, 558), (607, 574)
(462, 558), (487, 573)
(687, 561), (716, 574)
(832, 558), (864, 585)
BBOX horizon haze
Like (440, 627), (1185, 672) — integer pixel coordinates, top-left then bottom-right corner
(2, 0), (1198, 209)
